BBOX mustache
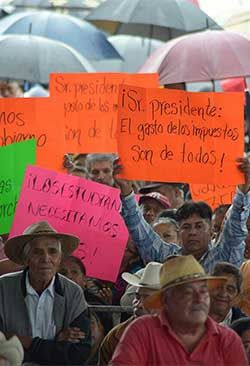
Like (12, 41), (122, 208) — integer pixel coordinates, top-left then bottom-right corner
(191, 304), (209, 312)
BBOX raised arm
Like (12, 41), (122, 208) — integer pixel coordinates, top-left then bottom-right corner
(114, 164), (180, 263)
(212, 157), (250, 267)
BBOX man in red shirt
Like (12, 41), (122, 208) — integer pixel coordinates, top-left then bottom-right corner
(110, 255), (248, 366)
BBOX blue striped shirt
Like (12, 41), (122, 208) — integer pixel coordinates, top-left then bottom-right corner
(121, 188), (250, 273)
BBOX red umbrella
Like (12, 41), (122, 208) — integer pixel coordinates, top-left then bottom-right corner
(140, 30), (250, 85)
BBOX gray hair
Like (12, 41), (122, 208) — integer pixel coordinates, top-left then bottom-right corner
(85, 153), (117, 172)
(23, 239), (62, 260)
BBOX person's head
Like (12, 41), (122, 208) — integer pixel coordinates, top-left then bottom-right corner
(122, 262), (162, 317)
(244, 216), (250, 259)
(69, 165), (88, 178)
(145, 255), (226, 330)
(176, 201), (213, 259)
(139, 192), (171, 225)
(157, 208), (177, 221)
(0, 332), (23, 366)
(86, 153), (116, 186)
(72, 153), (87, 167)
(59, 255), (87, 288)
(153, 218), (179, 244)
(4, 221), (79, 287)
(212, 204), (231, 242)
(0, 81), (22, 98)
(139, 182), (184, 209)
(210, 262), (242, 321)
(119, 239), (141, 273)
(231, 317), (250, 364)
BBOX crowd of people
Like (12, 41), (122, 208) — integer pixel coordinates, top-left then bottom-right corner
(0, 150), (249, 365)
(0, 78), (250, 365)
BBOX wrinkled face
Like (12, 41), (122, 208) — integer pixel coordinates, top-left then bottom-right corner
(25, 236), (62, 284)
(164, 281), (210, 327)
(153, 222), (178, 244)
(133, 287), (158, 317)
(140, 198), (165, 225)
(244, 217), (250, 259)
(241, 329), (250, 364)
(59, 258), (86, 287)
(88, 160), (114, 186)
(179, 214), (212, 257)
(210, 273), (238, 316)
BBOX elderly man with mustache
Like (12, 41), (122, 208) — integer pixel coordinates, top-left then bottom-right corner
(110, 256), (248, 366)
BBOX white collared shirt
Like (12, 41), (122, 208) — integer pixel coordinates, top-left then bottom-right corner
(25, 272), (56, 339)
(219, 308), (233, 326)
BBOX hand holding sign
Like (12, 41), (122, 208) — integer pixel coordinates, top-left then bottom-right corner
(117, 86), (244, 185)
(237, 157), (250, 193)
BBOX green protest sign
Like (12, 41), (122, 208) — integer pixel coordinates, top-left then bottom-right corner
(0, 140), (36, 234)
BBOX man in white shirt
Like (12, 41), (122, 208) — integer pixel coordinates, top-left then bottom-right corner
(0, 221), (91, 365)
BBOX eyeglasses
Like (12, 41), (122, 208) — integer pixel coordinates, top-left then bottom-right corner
(215, 284), (238, 296)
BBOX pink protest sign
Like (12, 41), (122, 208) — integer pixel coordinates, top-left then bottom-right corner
(10, 165), (128, 282)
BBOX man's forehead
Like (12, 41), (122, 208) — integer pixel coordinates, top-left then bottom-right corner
(90, 160), (113, 168)
(172, 280), (208, 292)
(30, 236), (60, 247)
(180, 214), (209, 224)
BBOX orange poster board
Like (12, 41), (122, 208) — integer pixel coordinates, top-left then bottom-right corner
(49, 73), (159, 153)
(190, 184), (236, 210)
(0, 98), (66, 171)
(117, 85), (244, 185)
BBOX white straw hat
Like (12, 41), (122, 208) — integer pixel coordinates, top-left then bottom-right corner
(122, 262), (162, 289)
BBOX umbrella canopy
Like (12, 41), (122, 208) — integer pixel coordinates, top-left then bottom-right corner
(0, 34), (95, 84)
(0, 10), (122, 60)
(86, 0), (220, 42)
(223, 7), (250, 33)
(92, 34), (163, 72)
(140, 30), (250, 85)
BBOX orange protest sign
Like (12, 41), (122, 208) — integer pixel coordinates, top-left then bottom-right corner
(0, 98), (66, 171)
(117, 85), (245, 185)
(190, 184), (236, 210)
(49, 73), (159, 153)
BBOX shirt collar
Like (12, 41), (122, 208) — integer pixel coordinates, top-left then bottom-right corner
(219, 308), (232, 326)
(26, 271), (55, 298)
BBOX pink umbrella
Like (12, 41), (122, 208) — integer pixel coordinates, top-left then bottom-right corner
(140, 30), (250, 85)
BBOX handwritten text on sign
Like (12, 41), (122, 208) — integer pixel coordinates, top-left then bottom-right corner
(50, 73), (159, 153)
(117, 86), (244, 184)
(190, 184), (236, 210)
(0, 98), (66, 171)
(0, 140), (36, 234)
(10, 166), (128, 282)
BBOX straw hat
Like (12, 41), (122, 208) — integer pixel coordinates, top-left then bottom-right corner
(4, 221), (79, 265)
(0, 332), (24, 365)
(122, 262), (162, 289)
(145, 255), (227, 309)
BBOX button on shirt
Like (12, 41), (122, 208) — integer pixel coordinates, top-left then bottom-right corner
(111, 313), (248, 366)
(25, 273), (56, 340)
(121, 188), (250, 273)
